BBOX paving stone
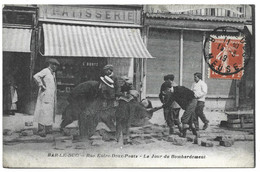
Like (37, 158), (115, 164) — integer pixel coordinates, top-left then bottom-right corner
(160, 124), (167, 128)
(143, 125), (152, 129)
(98, 129), (115, 141)
(219, 121), (228, 128)
(20, 130), (34, 136)
(186, 136), (195, 142)
(194, 137), (207, 145)
(55, 136), (73, 141)
(130, 129), (143, 134)
(89, 135), (102, 141)
(91, 140), (104, 146)
(244, 135), (254, 141)
(219, 139), (234, 147)
(3, 129), (13, 136)
(213, 135), (234, 141)
(73, 135), (81, 140)
(167, 135), (177, 142)
(63, 128), (79, 136)
(143, 134), (153, 139)
(201, 141), (214, 147)
(143, 128), (153, 134)
(132, 138), (145, 145)
(3, 133), (20, 143)
(172, 137), (187, 146)
(25, 121), (33, 127)
(151, 132), (163, 139)
(130, 134), (142, 139)
(145, 139), (155, 144)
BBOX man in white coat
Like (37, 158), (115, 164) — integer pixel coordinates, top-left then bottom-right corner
(191, 72), (209, 130)
(33, 58), (60, 137)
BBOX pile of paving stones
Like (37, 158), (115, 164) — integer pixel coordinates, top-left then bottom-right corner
(3, 123), (254, 149)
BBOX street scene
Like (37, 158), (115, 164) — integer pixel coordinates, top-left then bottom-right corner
(2, 4), (255, 168)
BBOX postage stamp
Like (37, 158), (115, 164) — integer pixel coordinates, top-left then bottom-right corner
(203, 26), (251, 80)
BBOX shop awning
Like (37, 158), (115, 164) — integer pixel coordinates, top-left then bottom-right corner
(42, 24), (153, 58)
(3, 28), (32, 52)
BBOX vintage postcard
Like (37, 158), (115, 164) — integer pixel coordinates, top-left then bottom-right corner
(2, 3), (256, 168)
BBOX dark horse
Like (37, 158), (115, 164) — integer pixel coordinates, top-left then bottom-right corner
(60, 79), (117, 138)
(61, 78), (153, 140)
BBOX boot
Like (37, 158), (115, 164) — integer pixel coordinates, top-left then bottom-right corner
(182, 129), (187, 138)
(202, 123), (209, 130)
(177, 125), (182, 133)
(191, 127), (200, 138)
(169, 127), (174, 135)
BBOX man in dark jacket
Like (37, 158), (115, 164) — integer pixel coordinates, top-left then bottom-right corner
(155, 81), (199, 138)
(159, 74), (182, 135)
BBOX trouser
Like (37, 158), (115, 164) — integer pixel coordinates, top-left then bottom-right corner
(115, 100), (132, 144)
(194, 101), (209, 129)
(163, 107), (181, 131)
(181, 99), (198, 137)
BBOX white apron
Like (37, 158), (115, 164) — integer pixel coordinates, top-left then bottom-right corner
(33, 68), (57, 126)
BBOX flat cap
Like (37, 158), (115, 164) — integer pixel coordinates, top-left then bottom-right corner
(46, 58), (60, 65)
(103, 64), (113, 71)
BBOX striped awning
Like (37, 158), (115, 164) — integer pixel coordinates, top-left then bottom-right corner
(3, 28), (32, 52)
(42, 24), (153, 58)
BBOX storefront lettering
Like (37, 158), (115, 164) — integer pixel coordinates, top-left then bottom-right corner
(45, 6), (138, 24)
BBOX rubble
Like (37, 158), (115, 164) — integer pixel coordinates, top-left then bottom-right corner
(3, 129), (13, 136)
(98, 129), (115, 141)
(172, 137), (187, 146)
(144, 139), (155, 144)
(220, 140), (234, 147)
(89, 135), (102, 141)
(186, 136), (195, 142)
(20, 130), (34, 136)
(167, 135), (177, 142)
(194, 137), (207, 145)
(201, 141), (214, 147)
(91, 140), (104, 146)
(62, 128), (79, 136)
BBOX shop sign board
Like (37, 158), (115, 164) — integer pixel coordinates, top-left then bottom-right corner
(39, 5), (142, 25)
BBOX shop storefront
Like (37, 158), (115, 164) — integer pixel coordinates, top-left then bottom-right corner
(144, 5), (254, 110)
(3, 5), (38, 114)
(36, 5), (153, 113)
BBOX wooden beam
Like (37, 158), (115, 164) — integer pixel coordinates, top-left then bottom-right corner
(179, 30), (184, 86)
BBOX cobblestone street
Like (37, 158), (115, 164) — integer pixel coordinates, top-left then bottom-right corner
(3, 104), (255, 167)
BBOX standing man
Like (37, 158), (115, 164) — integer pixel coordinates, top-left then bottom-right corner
(191, 72), (209, 130)
(33, 58), (60, 137)
(159, 74), (182, 134)
(155, 82), (199, 138)
(102, 64), (121, 98)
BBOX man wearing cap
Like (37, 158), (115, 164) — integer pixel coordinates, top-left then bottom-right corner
(33, 58), (60, 137)
(154, 82), (199, 138)
(159, 74), (182, 135)
(103, 64), (121, 97)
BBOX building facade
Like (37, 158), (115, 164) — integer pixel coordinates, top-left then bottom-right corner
(144, 5), (254, 111)
(3, 5), (38, 114)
